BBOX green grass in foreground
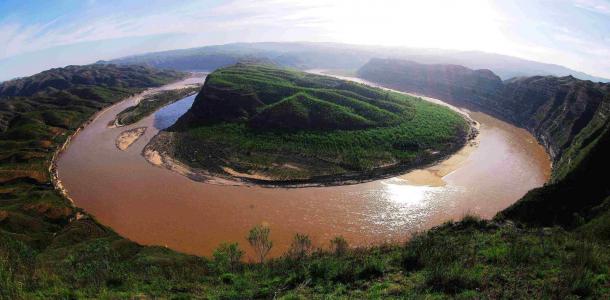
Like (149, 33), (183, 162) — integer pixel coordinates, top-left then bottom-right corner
(168, 64), (469, 180)
(2, 216), (608, 299)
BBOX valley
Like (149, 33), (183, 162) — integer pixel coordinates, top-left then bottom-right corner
(0, 59), (606, 299)
(55, 68), (550, 258)
(2, 1), (609, 297)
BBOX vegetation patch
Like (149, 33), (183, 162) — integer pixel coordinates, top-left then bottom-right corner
(152, 63), (471, 184)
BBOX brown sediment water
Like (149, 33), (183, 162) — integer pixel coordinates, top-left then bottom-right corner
(56, 74), (551, 259)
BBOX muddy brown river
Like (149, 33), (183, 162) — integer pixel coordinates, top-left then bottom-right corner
(57, 74), (551, 258)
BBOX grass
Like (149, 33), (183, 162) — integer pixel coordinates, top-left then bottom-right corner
(0, 64), (187, 297)
(166, 63), (470, 182)
(1, 217), (608, 299)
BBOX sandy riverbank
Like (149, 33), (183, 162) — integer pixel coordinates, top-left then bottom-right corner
(142, 116), (478, 188)
(116, 127), (147, 150)
(50, 74), (204, 205)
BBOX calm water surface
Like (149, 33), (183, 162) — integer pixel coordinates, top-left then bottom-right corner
(57, 75), (551, 258)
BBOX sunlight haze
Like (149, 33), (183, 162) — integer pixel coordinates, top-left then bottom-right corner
(1, 0), (610, 80)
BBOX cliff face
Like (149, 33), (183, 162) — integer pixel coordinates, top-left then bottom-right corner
(358, 59), (610, 163)
(173, 75), (265, 128)
(500, 76), (609, 162)
(358, 58), (610, 226)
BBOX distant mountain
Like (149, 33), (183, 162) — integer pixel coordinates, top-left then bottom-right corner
(0, 64), (183, 98)
(358, 58), (610, 227)
(103, 42), (609, 82)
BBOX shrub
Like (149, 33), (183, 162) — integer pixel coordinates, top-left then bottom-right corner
(247, 224), (273, 263)
(287, 233), (312, 260)
(357, 257), (386, 280)
(0, 258), (24, 300)
(213, 242), (244, 272)
(330, 236), (348, 256)
(460, 212), (486, 229)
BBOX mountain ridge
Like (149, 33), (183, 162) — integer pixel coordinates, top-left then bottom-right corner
(102, 41), (610, 82)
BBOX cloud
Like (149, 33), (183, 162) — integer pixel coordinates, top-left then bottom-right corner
(574, 0), (610, 15)
(1, 0), (610, 79)
(0, 0), (326, 60)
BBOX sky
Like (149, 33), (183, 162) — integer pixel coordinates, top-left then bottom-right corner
(1, 0), (610, 81)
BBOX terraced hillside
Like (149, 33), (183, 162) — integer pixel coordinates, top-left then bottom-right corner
(151, 63), (472, 184)
(0, 65), (186, 184)
(0, 64), (185, 250)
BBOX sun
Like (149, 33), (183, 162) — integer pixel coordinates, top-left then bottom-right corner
(311, 0), (508, 52)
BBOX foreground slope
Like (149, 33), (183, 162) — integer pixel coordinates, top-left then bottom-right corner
(147, 63), (471, 184)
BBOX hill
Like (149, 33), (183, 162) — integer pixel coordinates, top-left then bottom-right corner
(147, 63), (471, 184)
(105, 42), (610, 82)
(0, 64), (185, 184)
(358, 58), (610, 228)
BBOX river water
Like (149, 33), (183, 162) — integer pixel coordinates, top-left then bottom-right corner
(57, 75), (551, 258)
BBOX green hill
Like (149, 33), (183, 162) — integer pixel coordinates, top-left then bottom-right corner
(0, 64), (186, 184)
(153, 63), (471, 183)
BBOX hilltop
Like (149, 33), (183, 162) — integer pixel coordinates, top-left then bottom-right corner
(146, 63), (472, 184)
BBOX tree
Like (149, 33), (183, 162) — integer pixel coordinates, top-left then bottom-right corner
(212, 242), (243, 272)
(247, 224), (273, 263)
(330, 236), (348, 256)
(288, 233), (312, 259)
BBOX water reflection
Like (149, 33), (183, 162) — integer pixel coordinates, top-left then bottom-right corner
(382, 178), (437, 206)
(153, 94), (197, 130)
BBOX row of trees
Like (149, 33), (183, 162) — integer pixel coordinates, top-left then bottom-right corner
(213, 224), (349, 270)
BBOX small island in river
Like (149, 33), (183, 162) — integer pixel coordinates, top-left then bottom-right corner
(111, 86), (201, 127)
(144, 63), (475, 186)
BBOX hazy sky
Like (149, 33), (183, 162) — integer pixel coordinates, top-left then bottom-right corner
(1, 0), (610, 80)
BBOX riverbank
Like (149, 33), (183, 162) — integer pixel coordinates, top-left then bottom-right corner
(143, 117), (478, 188)
(50, 74), (203, 207)
(142, 65), (478, 188)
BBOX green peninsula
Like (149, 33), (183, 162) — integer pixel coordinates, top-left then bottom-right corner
(148, 63), (472, 184)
